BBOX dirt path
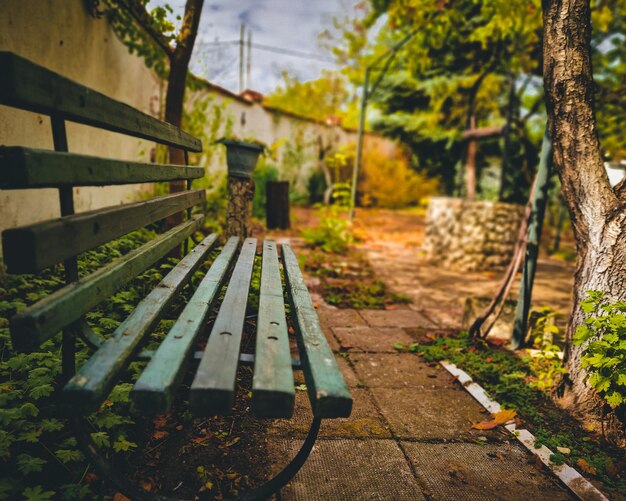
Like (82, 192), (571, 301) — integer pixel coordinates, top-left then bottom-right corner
(264, 208), (578, 500)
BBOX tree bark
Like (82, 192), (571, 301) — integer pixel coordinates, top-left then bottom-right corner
(543, 0), (626, 440)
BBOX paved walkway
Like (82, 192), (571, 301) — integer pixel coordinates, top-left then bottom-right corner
(267, 306), (574, 500)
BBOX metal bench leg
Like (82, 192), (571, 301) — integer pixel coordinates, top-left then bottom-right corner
(72, 416), (322, 501)
(233, 417), (321, 501)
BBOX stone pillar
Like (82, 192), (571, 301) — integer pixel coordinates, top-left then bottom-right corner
(226, 175), (255, 238)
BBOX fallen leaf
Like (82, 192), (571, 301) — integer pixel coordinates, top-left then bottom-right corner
(113, 493), (131, 501)
(577, 458), (597, 476)
(153, 416), (168, 429)
(139, 480), (153, 492)
(556, 447), (571, 455)
(487, 338), (507, 347)
(484, 356), (494, 363)
(204, 481), (213, 490)
(288, 326), (295, 335)
(471, 409), (517, 430)
(425, 333), (437, 341)
(152, 430), (168, 440)
(219, 437), (240, 448)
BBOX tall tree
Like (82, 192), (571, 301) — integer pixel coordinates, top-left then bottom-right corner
(543, 0), (626, 438)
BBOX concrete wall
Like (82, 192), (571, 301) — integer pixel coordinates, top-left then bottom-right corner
(0, 1), (400, 243)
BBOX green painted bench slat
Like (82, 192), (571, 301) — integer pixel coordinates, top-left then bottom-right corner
(252, 240), (295, 418)
(62, 233), (219, 414)
(0, 52), (202, 152)
(282, 244), (353, 418)
(10, 215), (204, 352)
(0, 147), (205, 189)
(189, 238), (257, 415)
(3, 189), (205, 274)
(131, 237), (240, 415)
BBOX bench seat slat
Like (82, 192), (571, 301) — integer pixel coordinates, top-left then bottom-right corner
(62, 234), (219, 414)
(189, 238), (257, 415)
(252, 240), (295, 418)
(131, 237), (240, 415)
(282, 244), (353, 418)
(3, 189), (205, 274)
(10, 215), (204, 352)
(0, 147), (205, 189)
(0, 52), (201, 152)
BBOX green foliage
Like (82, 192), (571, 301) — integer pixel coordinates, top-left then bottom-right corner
(0, 228), (196, 500)
(527, 308), (567, 391)
(302, 205), (354, 254)
(252, 158), (280, 219)
(264, 70), (352, 125)
(573, 291), (626, 409)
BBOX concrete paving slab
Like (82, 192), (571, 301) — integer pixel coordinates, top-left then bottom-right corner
(360, 308), (436, 328)
(273, 439), (426, 500)
(334, 355), (360, 387)
(317, 308), (366, 327)
(370, 387), (492, 440)
(267, 388), (391, 439)
(350, 353), (457, 389)
(403, 441), (574, 500)
(331, 326), (413, 352)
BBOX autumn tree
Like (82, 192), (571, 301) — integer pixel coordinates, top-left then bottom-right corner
(543, 0), (626, 440)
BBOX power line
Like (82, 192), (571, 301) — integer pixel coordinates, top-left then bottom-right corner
(197, 39), (335, 63)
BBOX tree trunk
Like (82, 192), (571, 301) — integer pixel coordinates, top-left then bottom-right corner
(543, 0), (626, 441)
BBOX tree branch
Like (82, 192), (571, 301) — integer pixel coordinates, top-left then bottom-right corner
(113, 0), (174, 57)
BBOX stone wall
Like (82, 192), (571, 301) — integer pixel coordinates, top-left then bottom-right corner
(422, 197), (524, 271)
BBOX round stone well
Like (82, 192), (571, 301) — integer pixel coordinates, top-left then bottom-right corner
(422, 197), (524, 272)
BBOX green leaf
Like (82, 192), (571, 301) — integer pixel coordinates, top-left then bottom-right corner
(22, 486), (55, 501)
(606, 391), (623, 408)
(55, 449), (83, 463)
(393, 342), (405, 351)
(113, 436), (137, 453)
(28, 385), (54, 400)
(17, 454), (46, 474)
(90, 431), (110, 448)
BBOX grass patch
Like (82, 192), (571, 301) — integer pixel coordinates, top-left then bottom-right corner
(402, 331), (626, 498)
(302, 247), (411, 309)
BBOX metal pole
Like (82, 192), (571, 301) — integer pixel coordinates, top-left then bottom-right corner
(239, 24), (244, 93)
(246, 30), (252, 89)
(511, 127), (552, 349)
(348, 68), (369, 222)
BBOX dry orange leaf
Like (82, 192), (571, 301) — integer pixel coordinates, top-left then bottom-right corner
(113, 493), (131, 501)
(152, 430), (168, 440)
(577, 458), (597, 476)
(471, 409), (517, 430)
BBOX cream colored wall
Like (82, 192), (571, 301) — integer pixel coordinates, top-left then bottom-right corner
(0, 0), (400, 244)
(0, 0), (161, 238)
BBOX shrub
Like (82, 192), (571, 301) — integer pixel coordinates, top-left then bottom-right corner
(574, 290), (626, 409)
(301, 205), (353, 254)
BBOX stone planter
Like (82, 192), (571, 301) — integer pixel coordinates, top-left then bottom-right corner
(221, 139), (263, 179)
(422, 197), (524, 271)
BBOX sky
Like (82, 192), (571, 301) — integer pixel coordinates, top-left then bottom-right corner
(150, 0), (359, 95)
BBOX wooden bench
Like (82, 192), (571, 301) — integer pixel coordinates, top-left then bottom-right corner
(0, 52), (352, 500)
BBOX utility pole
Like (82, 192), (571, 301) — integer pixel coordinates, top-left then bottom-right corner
(246, 29), (252, 89)
(239, 24), (244, 93)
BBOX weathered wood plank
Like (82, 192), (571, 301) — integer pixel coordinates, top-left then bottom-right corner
(0, 147), (204, 189)
(189, 238), (257, 415)
(131, 237), (240, 414)
(10, 215), (204, 352)
(282, 244), (352, 418)
(252, 240), (294, 418)
(3, 190), (205, 274)
(0, 52), (202, 151)
(62, 234), (218, 414)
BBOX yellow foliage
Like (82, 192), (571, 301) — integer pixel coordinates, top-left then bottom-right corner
(359, 147), (439, 208)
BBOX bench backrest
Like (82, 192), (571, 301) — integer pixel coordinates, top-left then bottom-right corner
(0, 52), (206, 353)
